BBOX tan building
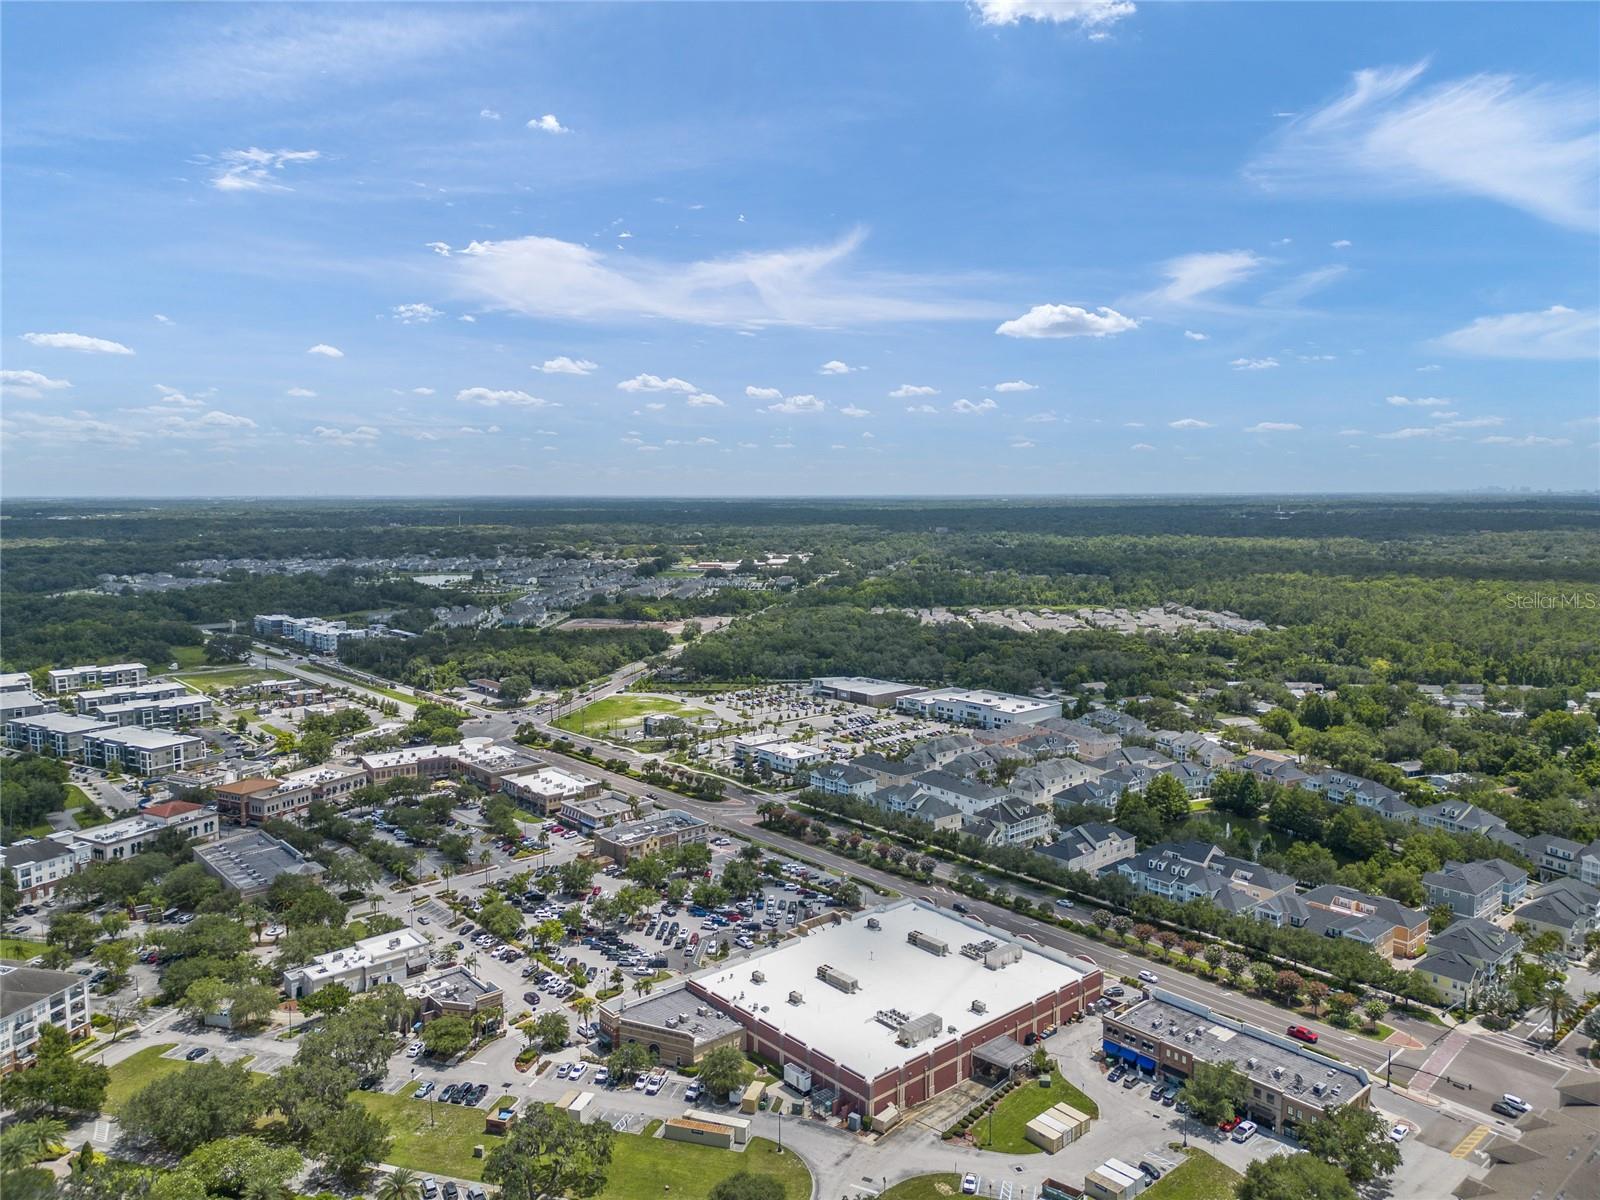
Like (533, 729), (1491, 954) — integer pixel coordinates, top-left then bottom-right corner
(597, 981), (744, 1067)
(215, 776), (315, 825)
(592, 808), (708, 864)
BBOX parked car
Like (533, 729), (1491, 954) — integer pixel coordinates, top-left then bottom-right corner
(439, 1084), (458, 1103)
(595, 1067), (610, 1087)
(185, 1047), (208, 1061)
(1286, 1024), (1319, 1044)
(1231, 1120), (1257, 1142)
(415, 1081), (435, 1099)
(960, 1174), (979, 1195)
(1137, 1162), (1162, 1182)
(1491, 1100), (1524, 1119)
(1388, 1124), (1409, 1143)
(443, 1183), (459, 1200)
(421, 1179), (439, 1199)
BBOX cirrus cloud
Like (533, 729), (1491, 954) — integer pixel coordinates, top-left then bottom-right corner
(22, 332), (134, 355)
(1434, 305), (1598, 360)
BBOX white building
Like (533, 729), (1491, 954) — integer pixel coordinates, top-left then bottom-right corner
(501, 766), (601, 815)
(0, 839), (80, 900)
(0, 691), (49, 725)
(82, 727), (207, 774)
(0, 964), (92, 1073)
(47, 662), (149, 695)
(732, 735), (826, 775)
(283, 928), (430, 998)
(4, 712), (113, 758)
(74, 681), (188, 713)
(0, 672), (35, 694)
(894, 687), (1062, 730)
(87, 695), (213, 729)
(253, 614), (367, 655)
(69, 803), (217, 862)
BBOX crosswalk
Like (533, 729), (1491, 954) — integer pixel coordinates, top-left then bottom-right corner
(1449, 1123), (1491, 1159)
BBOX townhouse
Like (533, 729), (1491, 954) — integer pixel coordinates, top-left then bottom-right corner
(1116, 841), (1296, 914)
(1256, 885), (1428, 958)
(866, 785), (965, 832)
(1513, 879), (1600, 956)
(1036, 822), (1136, 875)
(1525, 834), (1600, 882)
(1424, 861), (1510, 920)
(962, 797), (1051, 847)
(1235, 750), (1312, 788)
(1412, 918), (1522, 1007)
(1310, 771), (1419, 823)
(806, 762), (878, 799)
(907, 769), (1007, 816)
(0, 839), (79, 901)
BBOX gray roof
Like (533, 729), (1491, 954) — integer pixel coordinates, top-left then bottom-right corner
(0, 962), (83, 1018)
(1425, 861), (1502, 895)
(194, 830), (323, 894)
(1415, 949), (1481, 984)
(914, 769), (1004, 803)
(1429, 917), (1521, 965)
(0, 839), (74, 867)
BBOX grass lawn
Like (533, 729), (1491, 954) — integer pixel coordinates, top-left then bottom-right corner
(601, 1124), (810, 1200)
(357, 1082), (510, 1181)
(0, 937), (48, 960)
(554, 694), (711, 737)
(104, 1045), (260, 1113)
(169, 645), (210, 669)
(66, 786), (111, 828)
(173, 667), (295, 694)
(973, 1074), (1101, 1154)
(301, 665), (417, 706)
(878, 1175), (963, 1200)
(1142, 1148), (1242, 1199)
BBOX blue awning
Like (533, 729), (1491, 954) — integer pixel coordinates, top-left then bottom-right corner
(1119, 1046), (1139, 1063)
(1102, 1039), (1122, 1058)
(1136, 1055), (1157, 1072)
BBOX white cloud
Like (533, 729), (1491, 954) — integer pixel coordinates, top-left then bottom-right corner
(971, 0), (1136, 29)
(527, 114), (569, 134)
(1427, 411), (1460, 420)
(445, 228), (988, 328)
(534, 356), (598, 375)
(1130, 442), (1155, 451)
(412, 387), (436, 396)
(905, 404), (938, 414)
(1438, 416), (1504, 430)
(1230, 357), (1280, 371)
(1338, 429), (1365, 437)
(1244, 421), (1302, 433)
(154, 313), (173, 325)
(392, 303), (442, 324)
(686, 393), (725, 407)
(694, 436), (718, 446)
(426, 242), (453, 257)
(819, 360), (859, 374)
(767, 394), (824, 415)
(995, 303), (1138, 339)
(640, 402), (666, 412)
(1377, 426), (1440, 440)
(22, 331), (134, 355)
(1249, 61), (1600, 232)
(1386, 395), (1450, 407)
(1169, 418), (1212, 429)
(456, 387), (550, 407)
(1009, 438), (1036, 449)
(1183, 330), (1208, 341)
(1434, 305), (1598, 361)
(1, 411), (143, 448)
(1479, 434), (1572, 447)
(618, 373), (697, 393)
(307, 343), (344, 358)
(890, 384), (939, 398)
(1298, 353), (1337, 362)
(1023, 411), (1059, 423)
(480, 108), (501, 120)
(1331, 239), (1353, 248)
(310, 424), (379, 446)
(993, 380), (1037, 392)
(152, 384), (205, 408)
(1416, 364), (1441, 372)
(840, 405), (870, 418)
(458, 314), (476, 323)
(285, 386), (317, 398)
(0, 369), (72, 399)
(1151, 251), (1261, 304)
(209, 147), (320, 193)
(745, 386), (783, 401)
(1262, 265), (1348, 306)
(952, 397), (997, 414)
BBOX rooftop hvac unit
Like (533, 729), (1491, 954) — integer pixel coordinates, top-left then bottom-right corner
(970, 1000), (987, 1015)
(788, 990), (804, 1006)
(817, 964), (859, 994)
(1271, 1067), (1284, 1080)
(907, 930), (949, 956)
(896, 1012), (944, 1047)
(983, 944), (1023, 971)
(1246, 1057), (1258, 1070)
(866, 917), (881, 930)
(751, 970), (766, 984)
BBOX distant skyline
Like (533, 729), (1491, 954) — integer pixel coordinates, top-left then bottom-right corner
(2, 2), (1596, 497)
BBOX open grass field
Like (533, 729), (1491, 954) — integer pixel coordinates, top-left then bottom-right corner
(173, 667), (295, 694)
(554, 694), (711, 737)
(169, 646), (210, 669)
(878, 1175), (962, 1200)
(357, 1082), (510, 1181)
(601, 1124), (811, 1200)
(1142, 1148), (1242, 1199)
(972, 1073), (1101, 1154)
(0, 937), (48, 960)
(104, 1045), (261, 1114)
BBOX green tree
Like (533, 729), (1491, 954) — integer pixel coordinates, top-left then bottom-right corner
(1237, 1154), (1356, 1200)
(298, 731), (334, 764)
(91, 939), (136, 990)
(708, 1173), (787, 1200)
(1, 1025), (108, 1116)
(421, 1015), (474, 1059)
(298, 982), (353, 1017)
(180, 976), (235, 1023)
(1143, 773), (1191, 828)
(375, 1168), (423, 1200)
(477, 898), (525, 942)
(178, 1135), (300, 1199)
(99, 911), (130, 940)
(47, 910), (99, 958)
(500, 674), (532, 704)
(533, 1011), (570, 1051)
(121, 1058), (264, 1155)
(311, 1100), (393, 1188)
(228, 983), (282, 1030)
(697, 1045), (749, 1100)
(1298, 1105), (1402, 1185)
(606, 1040), (654, 1083)
(1179, 1058), (1246, 1125)
(557, 858), (596, 896)
(0, 1118), (66, 1169)
(484, 1103), (615, 1200)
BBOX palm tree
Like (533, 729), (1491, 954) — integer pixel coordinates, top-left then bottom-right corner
(1543, 988), (1574, 1047)
(573, 995), (596, 1024)
(375, 1168), (423, 1200)
(0, 1119), (66, 1169)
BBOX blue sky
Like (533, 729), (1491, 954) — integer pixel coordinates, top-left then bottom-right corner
(2, 1), (1596, 497)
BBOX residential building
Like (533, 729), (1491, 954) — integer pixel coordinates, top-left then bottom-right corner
(591, 809), (709, 864)
(283, 928), (430, 998)
(1154, 731), (1237, 769)
(1117, 841), (1295, 914)
(1054, 775), (1122, 811)
(1513, 879), (1600, 955)
(1256, 885), (1428, 958)
(214, 776), (316, 825)
(47, 662), (148, 695)
(810, 677), (929, 707)
(0, 672), (34, 694)
(963, 797), (1051, 847)
(866, 785), (965, 831)
(81, 727), (207, 775)
(894, 687), (1062, 730)
(1418, 802), (1512, 840)
(1413, 917), (1523, 1006)
(1410, 950), (1483, 1009)
(73, 681), (188, 714)
(4, 712), (113, 758)
(732, 737), (826, 775)
(1477, 858), (1530, 908)
(1580, 839), (1600, 888)
(253, 614), (368, 656)
(1234, 750), (1311, 788)
(807, 762), (878, 799)
(84, 694), (213, 729)
(909, 769), (1006, 816)
(194, 829), (325, 898)
(0, 839), (79, 900)
(69, 805), (217, 862)
(1079, 709), (1150, 739)
(0, 692), (49, 725)
(501, 766), (602, 815)
(1101, 990), (1371, 1133)
(849, 753), (922, 789)
(1424, 861), (1507, 920)
(1035, 822), (1136, 875)
(1526, 834), (1586, 881)
(0, 964), (92, 1072)
(1035, 717), (1122, 759)
(1009, 758), (1099, 802)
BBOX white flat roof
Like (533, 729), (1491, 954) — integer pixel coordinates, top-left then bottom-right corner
(359, 744), (448, 769)
(8, 712), (113, 734)
(911, 688), (1057, 714)
(694, 900), (1089, 1079)
(756, 741), (825, 758)
(505, 766), (593, 794)
(91, 727), (203, 749)
(287, 927), (428, 980)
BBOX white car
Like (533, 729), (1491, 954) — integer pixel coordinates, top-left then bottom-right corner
(1501, 1094), (1531, 1114)
(961, 1174), (979, 1195)
(645, 1074), (664, 1095)
(1231, 1120), (1257, 1143)
(406, 1041), (423, 1057)
(633, 1073), (648, 1091)
(595, 1067), (610, 1087)
(1138, 970), (1158, 984)
(569, 1063), (588, 1080)
(1388, 1124), (1409, 1143)
(556, 1062), (572, 1079)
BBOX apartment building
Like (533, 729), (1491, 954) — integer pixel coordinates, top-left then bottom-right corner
(0, 672), (34, 694)
(87, 694), (213, 729)
(74, 681), (188, 714)
(1513, 879), (1600, 955)
(0, 839), (79, 900)
(47, 662), (149, 695)
(1256, 885), (1428, 958)
(807, 762), (879, 799)
(0, 691), (49, 724)
(1424, 861), (1509, 920)
(963, 797), (1051, 847)
(82, 727), (207, 775)
(253, 614), (369, 655)
(5, 712), (113, 758)
(0, 964), (92, 1073)
(1116, 841), (1295, 914)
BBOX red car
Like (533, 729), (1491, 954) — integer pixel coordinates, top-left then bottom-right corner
(1217, 1116), (1241, 1132)
(1286, 1024), (1319, 1044)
